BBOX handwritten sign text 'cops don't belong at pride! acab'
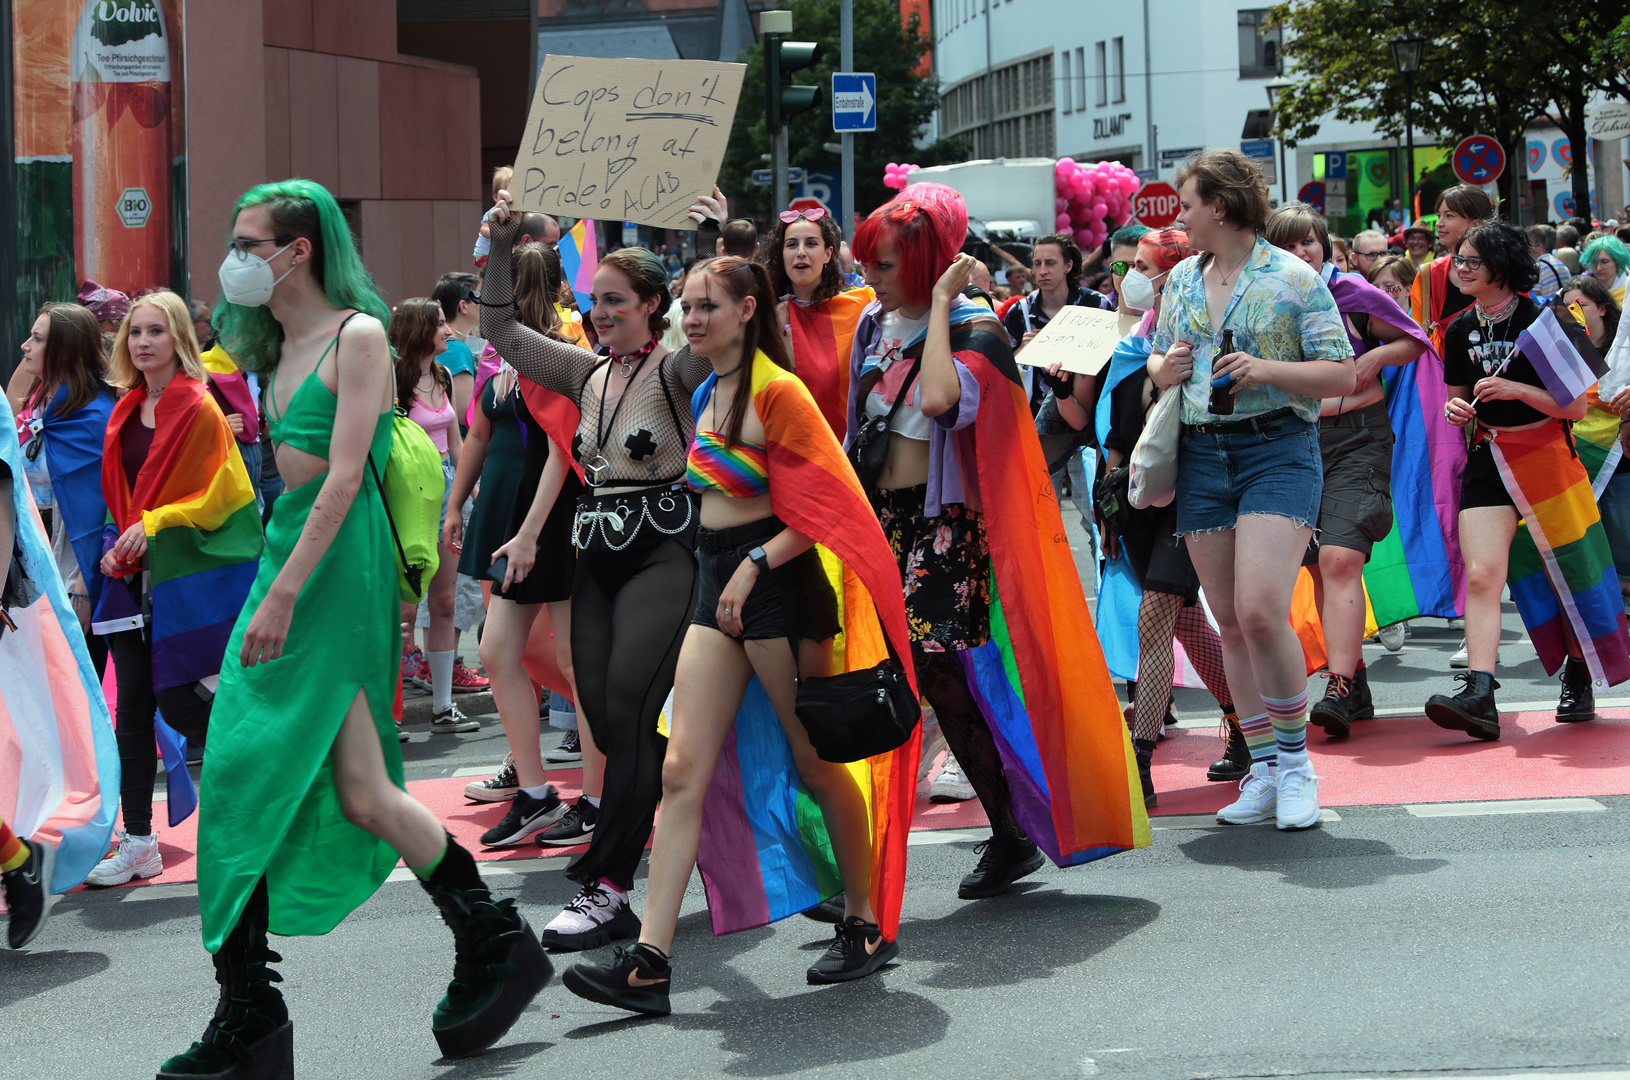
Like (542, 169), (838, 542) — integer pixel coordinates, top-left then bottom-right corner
(514, 55), (746, 230)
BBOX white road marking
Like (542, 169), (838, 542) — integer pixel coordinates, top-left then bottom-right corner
(1404, 797), (1607, 818)
(121, 882), (198, 902)
(1150, 808), (1341, 829)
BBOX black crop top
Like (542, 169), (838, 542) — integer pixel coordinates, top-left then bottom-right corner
(1442, 295), (1550, 428)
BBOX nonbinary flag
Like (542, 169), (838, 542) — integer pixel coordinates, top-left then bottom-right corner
(1518, 306), (1607, 406)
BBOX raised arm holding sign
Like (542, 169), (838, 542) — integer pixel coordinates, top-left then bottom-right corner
(513, 55), (746, 230)
(1020, 305), (1125, 377)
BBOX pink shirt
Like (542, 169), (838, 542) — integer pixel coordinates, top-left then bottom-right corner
(408, 392), (456, 454)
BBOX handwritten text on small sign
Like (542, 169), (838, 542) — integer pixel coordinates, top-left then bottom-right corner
(514, 55), (746, 230)
(1023, 306), (1125, 377)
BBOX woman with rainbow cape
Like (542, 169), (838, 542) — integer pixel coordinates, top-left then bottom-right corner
(563, 255), (917, 1016)
(160, 180), (549, 1080)
(86, 292), (263, 890)
(846, 183), (1148, 897)
(766, 205), (876, 435)
(0, 390), (119, 948)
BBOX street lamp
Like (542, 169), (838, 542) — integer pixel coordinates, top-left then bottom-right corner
(1390, 32), (1426, 227)
(1265, 81), (1291, 206)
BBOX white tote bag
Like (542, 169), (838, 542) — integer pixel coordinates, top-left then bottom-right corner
(1128, 385), (1181, 509)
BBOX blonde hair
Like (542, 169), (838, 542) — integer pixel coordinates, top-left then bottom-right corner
(492, 166), (513, 200)
(108, 290), (207, 389)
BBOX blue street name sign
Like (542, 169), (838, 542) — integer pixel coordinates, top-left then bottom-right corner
(832, 72), (877, 133)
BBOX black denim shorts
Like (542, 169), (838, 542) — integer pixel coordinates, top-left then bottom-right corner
(693, 516), (841, 642)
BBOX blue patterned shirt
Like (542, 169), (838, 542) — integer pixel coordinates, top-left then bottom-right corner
(1153, 237), (1351, 424)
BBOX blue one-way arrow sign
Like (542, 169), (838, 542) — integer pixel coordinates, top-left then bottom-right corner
(832, 72), (876, 133)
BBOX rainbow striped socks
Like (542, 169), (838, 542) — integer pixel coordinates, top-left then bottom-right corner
(1262, 691), (1310, 759)
(1238, 712), (1277, 765)
(0, 820), (27, 873)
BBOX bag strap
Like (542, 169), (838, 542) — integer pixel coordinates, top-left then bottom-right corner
(875, 356), (924, 425)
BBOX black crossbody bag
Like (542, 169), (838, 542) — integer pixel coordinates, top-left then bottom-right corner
(847, 356), (922, 494)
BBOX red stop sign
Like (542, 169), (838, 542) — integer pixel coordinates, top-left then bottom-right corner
(788, 196), (827, 213)
(1132, 181), (1181, 228)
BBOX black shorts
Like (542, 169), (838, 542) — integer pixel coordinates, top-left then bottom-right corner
(1304, 400), (1395, 563)
(1121, 501), (1200, 603)
(1458, 436), (1517, 511)
(692, 516), (841, 642)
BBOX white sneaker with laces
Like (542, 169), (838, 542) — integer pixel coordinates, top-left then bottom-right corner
(85, 831), (163, 886)
(1216, 763), (1277, 824)
(1275, 754), (1322, 830)
(1378, 621), (1407, 652)
(1451, 640), (1469, 669)
(929, 754), (976, 802)
(539, 881), (640, 950)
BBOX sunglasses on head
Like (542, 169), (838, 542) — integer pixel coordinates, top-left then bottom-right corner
(779, 208), (827, 223)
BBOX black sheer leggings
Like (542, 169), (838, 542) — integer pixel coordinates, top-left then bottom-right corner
(915, 648), (1019, 837)
(1130, 593), (1234, 745)
(109, 629), (212, 837)
(567, 537), (698, 890)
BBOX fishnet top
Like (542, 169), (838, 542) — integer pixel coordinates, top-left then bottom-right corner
(480, 218), (711, 487)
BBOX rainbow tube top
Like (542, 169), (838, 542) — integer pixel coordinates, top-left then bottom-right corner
(687, 430), (770, 498)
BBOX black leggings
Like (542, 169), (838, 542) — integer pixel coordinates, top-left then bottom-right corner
(916, 648), (1019, 837)
(567, 536), (698, 890)
(109, 629), (212, 837)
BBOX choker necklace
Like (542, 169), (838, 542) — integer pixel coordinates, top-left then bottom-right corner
(1475, 293), (1518, 327)
(609, 336), (659, 377)
(714, 361), (743, 380)
(148, 380), (171, 398)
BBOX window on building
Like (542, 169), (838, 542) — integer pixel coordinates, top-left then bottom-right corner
(1094, 41), (1107, 107)
(1111, 36), (1125, 104)
(1238, 9), (1283, 78)
(1060, 49), (1072, 114)
(1074, 46), (1086, 111)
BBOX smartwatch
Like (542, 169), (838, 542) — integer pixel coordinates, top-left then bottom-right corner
(748, 546), (771, 574)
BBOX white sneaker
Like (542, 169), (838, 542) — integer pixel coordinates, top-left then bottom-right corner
(1446, 617), (1465, 630)
(1450, 640), (1469, 669)
(1378, 621), (1407, 652)
(539, 881), (640, 950)
(1275, 755), (1322, 830)
(930, 754), (976, 803)
(1216, 763), (1277, 824)
(84, 831), (163, 886)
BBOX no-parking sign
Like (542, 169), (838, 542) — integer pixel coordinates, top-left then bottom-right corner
(1452, 135), (1505, 186)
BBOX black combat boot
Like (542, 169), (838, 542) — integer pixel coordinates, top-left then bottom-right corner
(1206, 713), (1251, 782)
(1309, 672), (1358, 739)
(1425, 671), (1501, 741)
(1556, 657), (1597, 722)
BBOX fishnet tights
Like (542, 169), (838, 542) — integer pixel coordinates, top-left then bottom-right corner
(1131, 592), (1234, 744)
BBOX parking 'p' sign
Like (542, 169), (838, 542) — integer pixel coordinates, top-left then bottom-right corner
(1452, 135), (1505, 186)
(1132, 180), (1181, 228)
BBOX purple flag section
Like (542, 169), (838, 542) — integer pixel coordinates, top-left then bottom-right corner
(1517, 307), (1607, 407)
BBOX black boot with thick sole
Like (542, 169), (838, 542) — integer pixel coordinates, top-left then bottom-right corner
(157, 879), (292, 1080)
(1349, 664), (1376, 721)
(1206, 713), (1251, 782)
(1556, 658), (1597, 722)
(1309, 673), (1356, 739)
(420, 837), (552, 1059)
(1425, 671), (1501, 740)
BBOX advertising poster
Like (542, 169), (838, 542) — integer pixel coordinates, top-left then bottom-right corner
(12, 0), (187, 342)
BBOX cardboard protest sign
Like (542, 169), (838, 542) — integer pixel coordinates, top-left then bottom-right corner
(514, 55), (746, 230)
(1019, 305), (1125, 377)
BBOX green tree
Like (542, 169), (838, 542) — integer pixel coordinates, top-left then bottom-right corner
(718, 0), (968, 223)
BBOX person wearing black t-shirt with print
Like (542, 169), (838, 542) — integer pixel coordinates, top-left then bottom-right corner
(1430, 221), (1596, 739)
(1003, 232), (1112, 412)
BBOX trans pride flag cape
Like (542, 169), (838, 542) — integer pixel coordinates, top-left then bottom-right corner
(33, 383), (117, 607)
(0, 394), (119, 897)
(944, 304), (1148, 869)
(95, 377), (262, 691)
(692, 355), (919, 938)
(1490, 422), (1630, 686)
(787, 287), (874, 436)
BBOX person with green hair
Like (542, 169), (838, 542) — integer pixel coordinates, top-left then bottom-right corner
(158, 179), (548, 1080)
(1582, 234), (1630, 305)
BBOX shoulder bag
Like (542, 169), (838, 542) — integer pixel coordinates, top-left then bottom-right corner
(1128, 384), (1181, 509)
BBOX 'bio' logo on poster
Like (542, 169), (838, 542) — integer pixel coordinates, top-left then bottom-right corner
(117, 186), (151, 227)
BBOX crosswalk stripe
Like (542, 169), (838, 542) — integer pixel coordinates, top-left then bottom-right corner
(1404, 797), (1607, 817)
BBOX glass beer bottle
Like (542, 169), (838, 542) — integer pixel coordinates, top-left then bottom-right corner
(71, 0), (173, 295)
(1209, 329), (1236, 416)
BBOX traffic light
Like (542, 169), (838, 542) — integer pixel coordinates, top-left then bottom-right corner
(766, 34), (823, 133)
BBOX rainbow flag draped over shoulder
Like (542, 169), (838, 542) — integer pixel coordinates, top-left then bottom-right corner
(95, 377), (262, 691)
(0, 395), (119, 897)
(559, 218), (599, 312)
(946, 303), (1148, 868)
(788, 287), (874, 437)
(1490, 423), (1630, 685)
(693, 356), (920, 939)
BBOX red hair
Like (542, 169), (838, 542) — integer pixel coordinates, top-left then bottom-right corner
(854, 182), (968, 308)
(1137, 229), (1191, 274)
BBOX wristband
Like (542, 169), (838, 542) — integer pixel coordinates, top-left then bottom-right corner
(748, 546), (771, 574)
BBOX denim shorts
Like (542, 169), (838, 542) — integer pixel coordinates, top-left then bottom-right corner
(1175, 409), (1322, 536)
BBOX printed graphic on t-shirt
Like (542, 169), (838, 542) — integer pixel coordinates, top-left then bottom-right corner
(1465, 327), (1520, 377)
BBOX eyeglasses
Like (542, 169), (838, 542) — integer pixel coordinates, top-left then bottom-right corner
(1109, 260), (1131, 276)
(1450, 255), (1486, 270)
(779, 208), (827, 223)
(226, 236), (294, 256)
(1352, 249), (1386, 261)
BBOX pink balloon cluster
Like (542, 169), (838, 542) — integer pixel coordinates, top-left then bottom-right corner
(1054, 158), (1141, 250)
(883, 162), (920, 191)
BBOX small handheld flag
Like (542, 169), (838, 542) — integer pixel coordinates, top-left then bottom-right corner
(1517, 306), (1608, 407)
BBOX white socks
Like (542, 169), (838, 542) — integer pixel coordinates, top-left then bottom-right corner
(428, 649), (455, 711)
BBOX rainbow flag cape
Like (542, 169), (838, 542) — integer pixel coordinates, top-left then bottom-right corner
(33, 383), (117, 608)
(944, 301), (1148, 867)
(788, 287), (874, 436)
(692, 356), (919, 938)
(0, 394), (120, 897)
(559, 218), (599, 312)
(1490, 423), (1630, 685)
(1575, 397), (1622, 498)
(95, 377), (262, 692)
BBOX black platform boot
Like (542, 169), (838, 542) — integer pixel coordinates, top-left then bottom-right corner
(1556, 658), (1597, 722)
(157, 880), (292, 1080)
(419, 836), (552, 1059)
(1206, 713), (1251, 782)
(1425, 671), (1501, 740)
(1349, 663), (1376, 721)
(1309, 672), (1357, 739)
(1133, 738), (1157, 809)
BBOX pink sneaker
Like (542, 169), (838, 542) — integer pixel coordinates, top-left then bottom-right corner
(450, 658), (490, 694)
(401, 644), (425, 687)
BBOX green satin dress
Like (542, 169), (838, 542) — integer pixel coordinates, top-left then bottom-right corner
(197, 362), (399, 952)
